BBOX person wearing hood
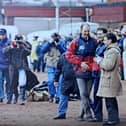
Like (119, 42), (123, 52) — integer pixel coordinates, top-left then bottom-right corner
(95, 33), (123, 126)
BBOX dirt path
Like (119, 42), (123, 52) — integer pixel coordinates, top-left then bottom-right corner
(0, 72), (126, 126)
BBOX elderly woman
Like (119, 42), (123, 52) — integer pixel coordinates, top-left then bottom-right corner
(95, 33), (123, 126)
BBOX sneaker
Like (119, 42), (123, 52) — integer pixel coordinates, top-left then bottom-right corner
(53, 114), (66, 120)
(0, 99), (3, 103)
(103, 121), (119, 126)
(49, 96), (54, 103)
(13, 99), (17, 104)
(77, 116), (84, 121)
(85, 117), (96, 122)
(6, 100), (11, 104)
(20, 101), (25, 105)
(19, 99), (25, 105)
(93, 118), (103, 122)
(55, 97), (60, 104)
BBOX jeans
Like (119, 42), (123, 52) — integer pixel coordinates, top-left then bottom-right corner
(46, 66), (61, 99)
(18, 69), (27, 101)
(56, 74), (62, 99)
(18, 69), (26, 87)
(32, 60), (38, 72)
(0, 68), (11, 101)
(58, 94), (69, 115)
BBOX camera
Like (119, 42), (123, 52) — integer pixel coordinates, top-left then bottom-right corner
(16, 40), (23, 44)
(15, 34), (23, 41)
(51, 33), (60, 43)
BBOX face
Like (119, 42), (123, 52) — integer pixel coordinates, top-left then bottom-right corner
(103, 36), (111, 46)
(97, 30), (105, 42)
(0, 34), (5, 41)
(81, 25), (90, 39)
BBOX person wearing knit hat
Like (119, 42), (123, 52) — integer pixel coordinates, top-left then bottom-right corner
(0, 28), (7, 35)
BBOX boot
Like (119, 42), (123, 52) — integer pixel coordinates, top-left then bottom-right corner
(49, 95), (54, 103)
(6, 94), (13, 104)
(13, 94), (18, 104)
(19, 86), (26, 105)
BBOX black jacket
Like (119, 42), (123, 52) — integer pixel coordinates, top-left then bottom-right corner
(3, 41), (31, 70)
(54, 53), (77, 95)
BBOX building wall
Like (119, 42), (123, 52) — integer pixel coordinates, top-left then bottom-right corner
(92, 3), (126, 23)
(108, 0), (126, 2)
(4, 6), (85, 17)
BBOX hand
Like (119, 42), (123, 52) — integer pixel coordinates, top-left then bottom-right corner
(94, 56), (103, 64)
(54, 82), (58, 87)
(49, 38), (54, 44)
(11, 41), (17, 48)
(81, 62), (89, 70)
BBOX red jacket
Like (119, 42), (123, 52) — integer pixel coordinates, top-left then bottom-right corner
(65, 37), (96, 78)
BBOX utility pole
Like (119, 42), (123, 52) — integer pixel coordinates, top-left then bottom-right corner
(69, 0), (72, 35)
(0, 1), (3, 24)
(85, 7), (89, 22)
(55, 0), (59, 33)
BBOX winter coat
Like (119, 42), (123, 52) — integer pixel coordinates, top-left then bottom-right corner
(65, 35), (96, 78)
(97, 43), (123, 97)
(44, 46), (61, 68)
(54, 53), (77, 95)
(3, 41), (31, 70)
(41, 41), (65, 68)
(0, 37), (10, 70)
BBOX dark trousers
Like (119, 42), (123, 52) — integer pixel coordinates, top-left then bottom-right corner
(9, 65), (18, 102)
(93, 77), (103, 120)
(37, 57), (46, 72)
(32, 60), (38, 72)
(105, 97), (119, 122)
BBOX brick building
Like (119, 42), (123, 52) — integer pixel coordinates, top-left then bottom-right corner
(108, 0), (126, 2)
(91, 2), (126, 28)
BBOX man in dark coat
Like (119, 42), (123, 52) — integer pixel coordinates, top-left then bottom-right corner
(53, 38), (77, 119)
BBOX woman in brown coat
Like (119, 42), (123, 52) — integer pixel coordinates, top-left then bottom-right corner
(95, 33), (123, 126)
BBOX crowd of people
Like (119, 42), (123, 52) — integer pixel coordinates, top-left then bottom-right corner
(0, 23), (126, 126)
